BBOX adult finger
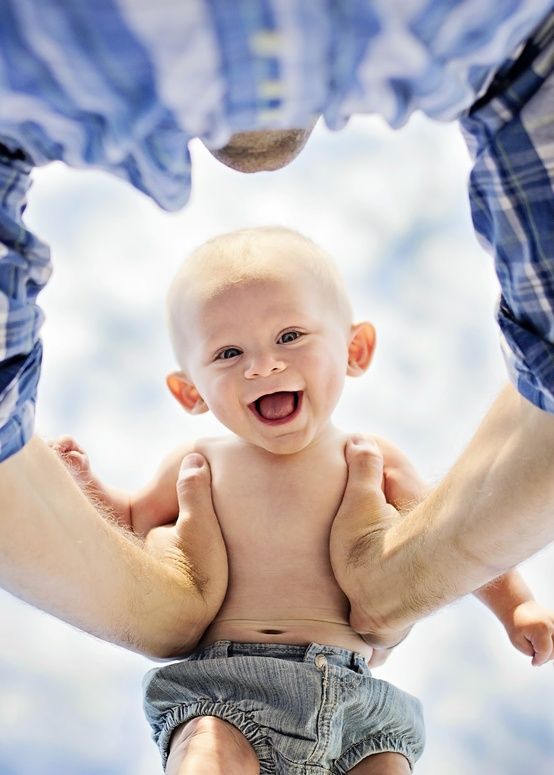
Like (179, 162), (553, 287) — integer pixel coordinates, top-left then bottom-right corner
(174, 452), (228, 613)
(175, 453), (214, 536)
(330, 436), (409, 648)
(337, 435), (395, 534)
(330, 435), (397, 588)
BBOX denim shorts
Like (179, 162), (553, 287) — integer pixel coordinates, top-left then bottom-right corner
(143, 640), (425, 773)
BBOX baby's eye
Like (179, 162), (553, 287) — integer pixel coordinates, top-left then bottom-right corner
(278, 330), (303, 344)
(215, 347), (242, 361)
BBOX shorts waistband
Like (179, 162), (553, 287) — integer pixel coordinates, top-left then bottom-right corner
(188, 640), (370, 673)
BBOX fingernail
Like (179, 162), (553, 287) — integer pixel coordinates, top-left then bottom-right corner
(181, 453), (204, 469)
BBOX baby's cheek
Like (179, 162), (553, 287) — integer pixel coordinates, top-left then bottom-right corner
(210, 404), (242, 434)
(321, 366), (346, 409)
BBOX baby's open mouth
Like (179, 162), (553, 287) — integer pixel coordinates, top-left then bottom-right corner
(249, 391), (302, 424)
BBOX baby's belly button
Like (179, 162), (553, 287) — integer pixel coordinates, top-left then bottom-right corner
(200, 617), (373, 656)
(210, 617), (352, 634)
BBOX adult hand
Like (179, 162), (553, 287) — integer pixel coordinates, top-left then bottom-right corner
(0, 438), (222, 657)
(330, 436), (411, 649)
(145, 453), (228, 640)
(331, 386), (554, 651)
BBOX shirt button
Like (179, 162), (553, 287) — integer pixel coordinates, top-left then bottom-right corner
(258, 107), (286, 124)
(315, 654), (327, 669)
(258, 79), (286, 99)
(250, 30), (284, 57)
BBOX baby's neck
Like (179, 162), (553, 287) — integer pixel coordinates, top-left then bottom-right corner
(241, 421), (343, 461)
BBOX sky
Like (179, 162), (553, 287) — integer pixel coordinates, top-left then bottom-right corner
(0, 114), (552, 774)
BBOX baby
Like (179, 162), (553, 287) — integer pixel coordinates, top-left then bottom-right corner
(55, 227), (554, 775)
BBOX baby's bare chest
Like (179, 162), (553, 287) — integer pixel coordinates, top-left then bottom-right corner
(207, 441), (348, 576)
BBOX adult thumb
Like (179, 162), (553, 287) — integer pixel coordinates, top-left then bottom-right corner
(175, 453), (214, 538)
(339, 436), (391, 527)
(331, 435), (400, 577)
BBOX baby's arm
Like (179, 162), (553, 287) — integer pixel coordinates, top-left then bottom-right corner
(51, 436), (198, 535)
(374, 435), (429, 511)
(130, 445), (194, 535)
(475, 571), (554, 666)
(51, 436), (132, 528)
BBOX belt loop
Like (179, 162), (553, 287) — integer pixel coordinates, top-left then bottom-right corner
(303, 643), (319, 663)
(204, 639), (232, 658)
(350, 651), (366, 674)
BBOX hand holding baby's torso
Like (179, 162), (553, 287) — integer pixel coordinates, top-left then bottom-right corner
(196, 428), (373, 657)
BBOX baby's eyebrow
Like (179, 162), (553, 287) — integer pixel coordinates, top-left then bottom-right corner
(201, 329), (231, 348)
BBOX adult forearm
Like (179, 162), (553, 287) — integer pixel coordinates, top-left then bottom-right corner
(344, 385), (554, 641)
(0, 436), (213, 657)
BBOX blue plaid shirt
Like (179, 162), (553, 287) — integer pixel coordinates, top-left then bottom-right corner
(0, 0), (553, 460)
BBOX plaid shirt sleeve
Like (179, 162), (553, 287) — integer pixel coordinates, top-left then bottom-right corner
(460, 12), (554, 413)
(0, 141), (51, 459)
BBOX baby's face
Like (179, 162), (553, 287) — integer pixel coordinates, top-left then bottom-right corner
(181, 270), (352, 455)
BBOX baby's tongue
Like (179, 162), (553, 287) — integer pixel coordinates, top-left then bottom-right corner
(257, 391), (295, 420)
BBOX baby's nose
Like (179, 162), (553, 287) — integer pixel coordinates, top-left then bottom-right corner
(244, 353), (285, 379)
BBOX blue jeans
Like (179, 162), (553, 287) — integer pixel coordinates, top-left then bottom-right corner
(143, 640), (425, 773)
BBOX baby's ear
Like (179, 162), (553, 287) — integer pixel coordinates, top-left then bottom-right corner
(166, 372), (209, 414)
(347, 322), (376, 377)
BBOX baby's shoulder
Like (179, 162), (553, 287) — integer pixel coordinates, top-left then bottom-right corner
(332, 429), (382, 456)
(334, 430), (420, 479)
(336, 430), (402, 460)
(151, 435), (226, 475)
(192, 434), (241, 456)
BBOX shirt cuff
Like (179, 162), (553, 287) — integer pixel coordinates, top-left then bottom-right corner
(0, 341), (42, 461)
(498, 300), (554, 414)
